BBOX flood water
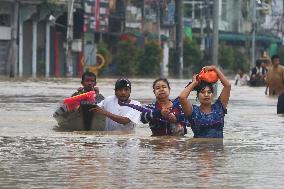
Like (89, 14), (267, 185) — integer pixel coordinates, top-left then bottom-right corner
(0, 77), (283, 189)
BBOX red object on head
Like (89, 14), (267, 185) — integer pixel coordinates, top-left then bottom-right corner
(197, 69), (219, 83)
(63, 91), (96, 111)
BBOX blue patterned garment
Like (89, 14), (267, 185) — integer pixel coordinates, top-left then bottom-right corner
(188, 98), (226, 138)
(140, 98), (188, 136)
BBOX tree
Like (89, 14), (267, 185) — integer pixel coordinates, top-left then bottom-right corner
(218, 42), (234, 69)
(183, 38), (203, 75)
(138, 40), (162, 76)
(232, 49), (250, 72)
(111, 40), (141, 76)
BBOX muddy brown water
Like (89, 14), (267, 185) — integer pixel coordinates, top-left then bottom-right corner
(0, 78), (283, 188)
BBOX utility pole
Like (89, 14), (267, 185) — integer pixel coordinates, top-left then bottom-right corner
(8, 1), (19, 77)
(157, 0), (161, 46)
(156, 0), (163, 77)
(204, 0), (211, 62)
(66, 0), (74, 77)
(200, 3), (205, 51)
(251, 0), (256, 68)
(212, 0), (219, 66)
(156, 0), (168, 78)
(175, 0), (184, 78)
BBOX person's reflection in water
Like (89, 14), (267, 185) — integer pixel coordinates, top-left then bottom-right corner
(140, 138), (226, 187)
(189, 139), (226, 188)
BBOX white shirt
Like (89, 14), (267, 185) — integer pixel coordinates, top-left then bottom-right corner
(235, 74), (250, 86)
(97, 95), (141, 131)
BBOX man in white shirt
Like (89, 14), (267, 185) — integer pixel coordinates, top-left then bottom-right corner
(234, 68), (250, 86)
(91, 78), (141, 132)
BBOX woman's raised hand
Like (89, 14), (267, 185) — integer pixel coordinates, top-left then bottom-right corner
(202, 65), (217, 71)
(192, 74), (199, 86)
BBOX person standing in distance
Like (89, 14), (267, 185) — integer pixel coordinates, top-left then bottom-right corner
(265, 54), (284, 96)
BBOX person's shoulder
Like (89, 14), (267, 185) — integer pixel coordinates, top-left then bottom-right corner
(144, 101), (156, 109)
(71, 87), (84, 96)
(190, 105), (200, 116)
(213, 98), (227, 113)
(101, 95), (116, 104)
(104, 95), (116, 101)
(244, 73), (250, 78)
(279, 65), (284, 70)
(172, 97), (182, 107)
(267, 65), (273, 71)
(130, 99), (141, 105)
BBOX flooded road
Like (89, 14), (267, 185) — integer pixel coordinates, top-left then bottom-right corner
(0, 78), (283, 188)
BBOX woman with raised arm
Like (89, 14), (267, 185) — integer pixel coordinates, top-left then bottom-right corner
(179, 66), (231, 138)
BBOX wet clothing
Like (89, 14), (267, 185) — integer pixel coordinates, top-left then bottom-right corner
(251, 66), (267, 77)
(249, 66), (267, 86)
(71, 87), (104, 103)
(188, 98), (226, 138)
(72, 87), (99, 97)
(234, 73), (250, 86)
(140, 98), (188, 136)
(97, 95), (141, 132)
(71, 87), (104, 131)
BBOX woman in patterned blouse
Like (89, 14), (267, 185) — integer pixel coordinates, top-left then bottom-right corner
(179, 66), (231, 138)
(140, 78), (188, 136)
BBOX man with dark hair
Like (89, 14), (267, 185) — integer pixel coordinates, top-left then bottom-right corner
(249, 59), (267, 86)
(90, 78), (141, 132)
(71, 71), (104, 130)
(72, 71), (98, 97)
(265, 54), (284, 96)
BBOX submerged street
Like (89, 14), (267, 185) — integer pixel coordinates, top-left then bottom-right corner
(0, 78), (283, 188)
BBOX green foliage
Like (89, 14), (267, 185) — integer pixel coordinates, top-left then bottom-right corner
(183, 38), (203, 74)
(277, 46), (284, 66)
(97, 42), (111, 63)
(40, 0), (61, 11)
(231, 49), (250, 72)
(218, 43), (234, 69)
(138, 40), (162, 76)
(219, 43), (250, 72)
(112, 40), (141, 76)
